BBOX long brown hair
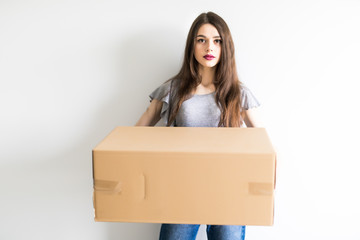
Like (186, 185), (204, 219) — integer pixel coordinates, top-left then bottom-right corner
(167, 12), (243, 127)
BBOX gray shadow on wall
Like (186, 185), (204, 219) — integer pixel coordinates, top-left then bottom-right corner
(115, 28), (185, 125)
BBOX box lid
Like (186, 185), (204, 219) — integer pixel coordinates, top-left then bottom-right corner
(94, 127), (275, 155)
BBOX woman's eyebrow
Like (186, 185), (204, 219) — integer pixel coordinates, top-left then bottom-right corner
(196, 34), (222, 38)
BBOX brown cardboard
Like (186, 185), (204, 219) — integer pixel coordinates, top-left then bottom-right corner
(93, 127), (276, 226)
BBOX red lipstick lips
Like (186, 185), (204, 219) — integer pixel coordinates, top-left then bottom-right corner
(204, 54), (215, 60)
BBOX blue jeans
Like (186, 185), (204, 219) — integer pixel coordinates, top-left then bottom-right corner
(159, 224), (246, 240)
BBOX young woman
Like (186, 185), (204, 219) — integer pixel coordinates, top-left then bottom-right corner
(136, 12), (261, 240)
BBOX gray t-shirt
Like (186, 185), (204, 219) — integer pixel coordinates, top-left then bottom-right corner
(149, 81), (260, 127)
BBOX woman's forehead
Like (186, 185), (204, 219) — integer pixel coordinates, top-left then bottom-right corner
(196, 24), (220, 38)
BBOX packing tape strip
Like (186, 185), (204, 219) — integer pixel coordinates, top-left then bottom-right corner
(94, 179), (272, 196)
(94, 180), (122, 194)
(248, 182), (273, 195)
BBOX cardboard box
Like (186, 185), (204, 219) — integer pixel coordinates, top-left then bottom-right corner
(93, 127), (276, 225)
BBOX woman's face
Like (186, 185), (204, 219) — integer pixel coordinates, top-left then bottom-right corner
(194, 23), (222, 70)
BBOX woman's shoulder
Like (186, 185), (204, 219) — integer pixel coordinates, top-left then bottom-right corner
(149, 80), (172, 101)
(239, 82), (261, 110)
(239, 82), (251, 92)
(148, 80), (175, 126)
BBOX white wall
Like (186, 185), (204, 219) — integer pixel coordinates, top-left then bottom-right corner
(1, 0), (360, 239)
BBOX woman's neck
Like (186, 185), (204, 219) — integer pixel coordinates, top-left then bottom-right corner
(199, 66), (215, 86)
(195, 66), (216, 94)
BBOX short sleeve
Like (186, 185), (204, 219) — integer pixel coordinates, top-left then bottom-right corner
(240, 84), (260, 110)
(149, 81), (172, 125)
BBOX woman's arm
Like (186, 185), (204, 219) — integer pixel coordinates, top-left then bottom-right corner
(245, 107), (276, 189)
(135, 99), (163, 126)
(243, 107), (263, 128)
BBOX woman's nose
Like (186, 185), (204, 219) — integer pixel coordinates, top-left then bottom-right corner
(206, 42), (213, 52)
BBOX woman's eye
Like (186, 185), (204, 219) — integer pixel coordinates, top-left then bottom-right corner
(215, 39), (222, 44)
(197, 39), (205, 43)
